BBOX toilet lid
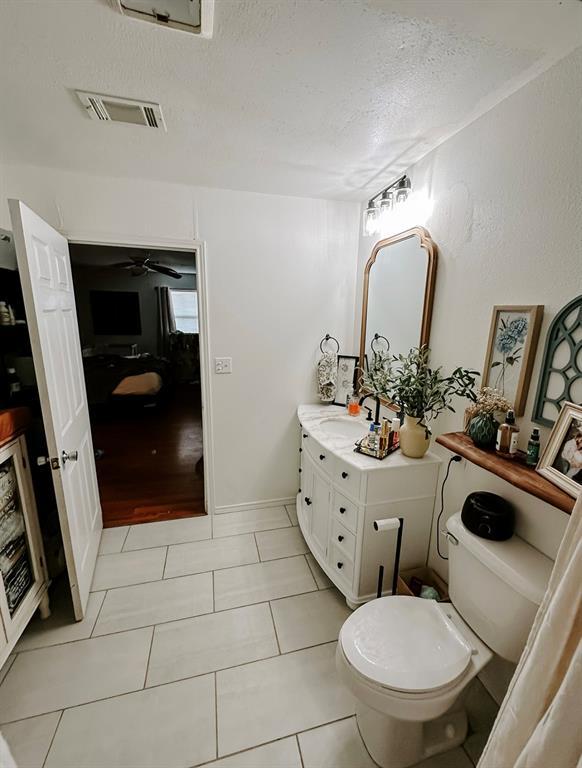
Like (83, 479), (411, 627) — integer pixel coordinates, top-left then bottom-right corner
(340, 596), (472, 693)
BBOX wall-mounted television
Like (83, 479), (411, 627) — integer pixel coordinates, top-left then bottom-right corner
(90, 290), (141, 335)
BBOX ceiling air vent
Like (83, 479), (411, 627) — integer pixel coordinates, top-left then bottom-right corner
(75, 92), (167, 131)
(112, 0), (214, 37)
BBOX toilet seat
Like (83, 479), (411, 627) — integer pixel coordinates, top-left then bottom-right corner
(339, 596), (472, 694)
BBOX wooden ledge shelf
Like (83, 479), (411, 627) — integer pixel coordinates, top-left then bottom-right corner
(436, 431), (574, 515)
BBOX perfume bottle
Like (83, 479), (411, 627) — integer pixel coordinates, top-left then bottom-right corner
(496, 410), (519, 458)
(526, 428), (541, 467)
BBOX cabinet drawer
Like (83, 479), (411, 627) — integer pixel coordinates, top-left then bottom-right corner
(331, 491), (358, 534)
(331, 518), (356, 559)
(330, 543), (354, 587)
(303, 434), (332, 476)
(333, 458), (360, 499)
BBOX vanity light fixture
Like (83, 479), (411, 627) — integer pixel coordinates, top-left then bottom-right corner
(362, 174), (411, 236)
(363, 200), (381, 236)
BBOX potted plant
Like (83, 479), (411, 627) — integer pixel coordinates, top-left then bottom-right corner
(363, 346), (479, 458)
(464, 387), (513, 448)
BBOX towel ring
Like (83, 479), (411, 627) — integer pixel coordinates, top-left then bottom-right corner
(371, 333), (390, 355)
(319, 334), (340, 353)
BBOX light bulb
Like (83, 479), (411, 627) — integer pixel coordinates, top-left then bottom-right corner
(363, 201), (381, 236)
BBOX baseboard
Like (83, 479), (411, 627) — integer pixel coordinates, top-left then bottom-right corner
(214, 497), (296, 515)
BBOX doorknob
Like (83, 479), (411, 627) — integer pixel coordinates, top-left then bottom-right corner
(61, 450), (78, 465)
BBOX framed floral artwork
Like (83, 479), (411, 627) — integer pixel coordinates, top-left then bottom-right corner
(482, 305), (543, 416)
(537, 401), (582, 498)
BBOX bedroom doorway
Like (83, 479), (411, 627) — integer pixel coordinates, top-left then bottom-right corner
(68, 242), (206, 528)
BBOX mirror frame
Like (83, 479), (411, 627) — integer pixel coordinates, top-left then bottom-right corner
(358, 226), (438, 395)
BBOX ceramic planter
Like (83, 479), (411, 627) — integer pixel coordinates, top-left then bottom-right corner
(399, 415), (431, 458)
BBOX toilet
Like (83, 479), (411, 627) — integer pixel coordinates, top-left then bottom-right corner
(336, 512), (554, 768)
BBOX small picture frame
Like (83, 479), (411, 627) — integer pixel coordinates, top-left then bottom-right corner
(482, 305), (543, 416)
(537, 401), (582, 499)
(334, 355), (359, 406)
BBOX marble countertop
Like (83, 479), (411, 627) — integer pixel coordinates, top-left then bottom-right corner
(297, 404), (441, 472)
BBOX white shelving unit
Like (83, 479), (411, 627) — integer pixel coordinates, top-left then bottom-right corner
(0, 433), (50, 667)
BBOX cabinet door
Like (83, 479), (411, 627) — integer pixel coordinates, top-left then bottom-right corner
(0, 440), (45, 637)
(310, 469), (331, 559)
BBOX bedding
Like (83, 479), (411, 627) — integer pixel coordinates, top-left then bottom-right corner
(112, 372), (162, 396)
(83, 354), (169, 406)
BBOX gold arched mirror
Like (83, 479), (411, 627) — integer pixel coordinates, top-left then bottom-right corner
(359, 226), (438, 392)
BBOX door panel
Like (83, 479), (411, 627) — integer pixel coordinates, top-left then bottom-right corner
(310, 469), (330, 559)
(9, 200), (102, 619)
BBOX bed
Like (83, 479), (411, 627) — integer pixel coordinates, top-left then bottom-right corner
(82, 354), (171, 411)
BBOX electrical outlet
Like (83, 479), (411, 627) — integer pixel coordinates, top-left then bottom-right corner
(215, 357), (232, 374)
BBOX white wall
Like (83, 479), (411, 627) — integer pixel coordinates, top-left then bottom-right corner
(356, 46), (581, 583)
(0, 167), (360, 510)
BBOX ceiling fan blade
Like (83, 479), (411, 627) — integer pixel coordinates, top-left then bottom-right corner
(149, 264), (182, 279)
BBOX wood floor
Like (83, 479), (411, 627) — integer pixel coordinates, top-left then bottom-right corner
(92, 384), (205, 528)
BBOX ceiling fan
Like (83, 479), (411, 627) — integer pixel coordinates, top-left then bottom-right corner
(109, 253), (182, 279)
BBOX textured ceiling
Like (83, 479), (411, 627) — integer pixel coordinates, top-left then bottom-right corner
(0, 0), (581, 200)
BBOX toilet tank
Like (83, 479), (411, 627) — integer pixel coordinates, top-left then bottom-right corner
(446, 512), (553, 663)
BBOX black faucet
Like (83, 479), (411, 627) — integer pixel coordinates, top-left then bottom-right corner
(359, 393), (381, 424)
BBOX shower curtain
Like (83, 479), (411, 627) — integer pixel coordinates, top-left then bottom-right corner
(478, 493), (582, 768)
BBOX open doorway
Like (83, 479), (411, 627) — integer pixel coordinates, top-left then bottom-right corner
(68, 243), (205, 527)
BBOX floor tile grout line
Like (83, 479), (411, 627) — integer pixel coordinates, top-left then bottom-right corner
(296, 733), (306, 768)
(253, 531), (262, 562)
(142, 625), (155, 689)
(100, 519), (294, 555)
(120, 525), (131, 552)
(162, 545), (170, 579)
(0, 641), (343, 728)
(89, 590), (108, 639)
(211, 570), (215, 613)
(213, 671), (219, 761)
(92, 541), (305, 592)
(11, 583), (336, 654)
(41, 709), (64, 768)
(213, 714), (358, 764)
(267, 600), (282, 655)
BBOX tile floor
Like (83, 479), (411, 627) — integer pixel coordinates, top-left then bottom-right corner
(0, 504), (497, 767)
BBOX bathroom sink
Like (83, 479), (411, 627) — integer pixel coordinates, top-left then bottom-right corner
(319, 417), (369, 442)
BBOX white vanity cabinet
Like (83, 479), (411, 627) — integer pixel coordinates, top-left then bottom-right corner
(297, 405), (440, 607)
(0, 434), (50, 669)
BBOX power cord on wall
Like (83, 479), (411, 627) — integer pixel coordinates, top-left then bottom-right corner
(436, 455), (462, 560)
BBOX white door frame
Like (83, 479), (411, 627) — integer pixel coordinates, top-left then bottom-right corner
(63, 232), (215, 518)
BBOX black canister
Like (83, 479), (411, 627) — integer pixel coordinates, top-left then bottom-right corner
(461, 491), (515, 541)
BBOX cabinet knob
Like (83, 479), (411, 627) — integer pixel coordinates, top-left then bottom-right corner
(338, 535), (344, 542)
(337, 562), (343, 569)
(319, 454), (326, 461)
(298, 468), (302, 473)
(303, 433), (308, 438)
(339, 507), (346, 514)
(299, 448), (303, 453)
(341, 471), (348, 479)
(305, 497), (312, 506)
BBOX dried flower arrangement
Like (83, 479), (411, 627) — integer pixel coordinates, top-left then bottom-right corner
(464, 387), (513, 448)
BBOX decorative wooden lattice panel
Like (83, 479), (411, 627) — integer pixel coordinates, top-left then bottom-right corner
(533, 295), (582, 426)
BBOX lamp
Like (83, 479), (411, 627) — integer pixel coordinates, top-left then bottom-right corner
(363, 200), (381, 236)
(361, 175), (411, 237)
(394, 176), (411, 205)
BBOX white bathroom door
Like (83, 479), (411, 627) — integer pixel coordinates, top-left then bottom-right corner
(9, 200), (102, 620)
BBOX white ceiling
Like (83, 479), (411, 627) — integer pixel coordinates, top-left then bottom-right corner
(0, 0), (581, 201)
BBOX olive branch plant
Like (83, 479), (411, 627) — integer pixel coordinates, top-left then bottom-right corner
(362, 346), (480, 437)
